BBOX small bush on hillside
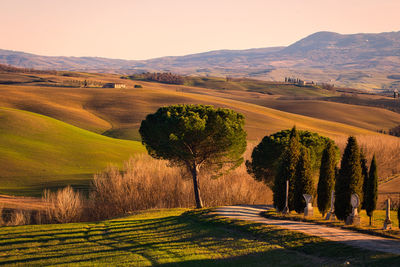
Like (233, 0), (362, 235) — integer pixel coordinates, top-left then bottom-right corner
(43, 186), (85, 223)
(8, 210), (31, 226)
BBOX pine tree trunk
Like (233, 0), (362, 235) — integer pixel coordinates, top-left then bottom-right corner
(191, 164), (203, 209)
(369, 215), (372, 226)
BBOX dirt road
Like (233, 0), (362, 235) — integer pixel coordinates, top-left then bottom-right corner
(215, 205), (400, 255)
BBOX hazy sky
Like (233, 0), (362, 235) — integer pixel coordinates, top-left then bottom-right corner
(1, 0), (399, 60)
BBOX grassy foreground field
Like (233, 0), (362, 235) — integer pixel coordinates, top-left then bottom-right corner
(0, 209), (399, 266)
(0, 107), (144, 196)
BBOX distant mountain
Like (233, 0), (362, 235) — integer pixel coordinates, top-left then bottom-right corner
(279, 31), (400, 69)
(0, 49), (136, 72)
(1, 31), (400, 90)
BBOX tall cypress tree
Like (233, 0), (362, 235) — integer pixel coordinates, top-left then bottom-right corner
(317, 141), (337, 217)
(365, 155), (378, 226)
(398, 207), (400, 229)
(360, 150), (368, 209)
(294, 147), (315, 213)
(273, 126), (301, 211)
(335, 136), (363, 221)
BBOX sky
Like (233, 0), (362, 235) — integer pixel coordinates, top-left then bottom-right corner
(1, 0), (400, 60)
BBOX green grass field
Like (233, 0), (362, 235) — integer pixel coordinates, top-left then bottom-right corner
(0, 209), (398, 266)
(0, 107), (144, 196)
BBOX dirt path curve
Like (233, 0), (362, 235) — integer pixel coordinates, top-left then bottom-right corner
(214, 205), (400, 255)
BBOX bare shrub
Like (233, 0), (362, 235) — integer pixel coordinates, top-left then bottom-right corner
(0, 205), (3, 226)
(8, 210), (31, 226)
(89, 152), (271, 219)
(43, 186), (85, 223)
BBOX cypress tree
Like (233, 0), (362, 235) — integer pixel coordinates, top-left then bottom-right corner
(365, 155), (378, 226)
(360, 150), (368, 209)
(294, 147), (315, 213)
(335, 136), (363, 221)
(398, 206), (400, 229)
(317, 141), (337, 217)
(273, 126), (301, 211)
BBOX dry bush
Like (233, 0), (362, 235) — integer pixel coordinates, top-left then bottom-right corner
(89, 153), (271, 219)
(8, 210), (31, 226)
(0, 205), (3, 226)
(333, 135), (400, 179)
(43, 186), (85, 223)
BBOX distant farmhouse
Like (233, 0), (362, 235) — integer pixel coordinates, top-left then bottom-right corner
(285, 77), (314, 86)
(103, 83), (126, 88)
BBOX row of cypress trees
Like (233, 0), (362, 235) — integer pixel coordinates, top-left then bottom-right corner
(273, 127), (379, 225)
(328, 136), (378, 224)
(273, 127), (315, 212)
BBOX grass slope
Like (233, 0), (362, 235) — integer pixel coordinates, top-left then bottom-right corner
(252, 99), (400, 132)
(181, 76), (335, 97)
(0, 107), (144, 196)
(0, 209), (398, 266)
(0, 79), (377, 141)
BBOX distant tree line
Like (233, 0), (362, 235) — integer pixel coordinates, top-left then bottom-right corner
(377, 125), (400, 137)
(284, 77), (335, 91)
(319, 83), (335, 91)
(129, 72), (184, 85)
(0, 63), (56, 75)
(388, 125), (400, 137)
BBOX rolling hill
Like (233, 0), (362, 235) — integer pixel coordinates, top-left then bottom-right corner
(0, 107), (144, 196)
(2, 70), (400, 196)
(0, 73), (376, 142)
(2, 31), (400, 89)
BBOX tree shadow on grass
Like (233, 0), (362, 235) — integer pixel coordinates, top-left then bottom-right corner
(0, 211), (399, 266)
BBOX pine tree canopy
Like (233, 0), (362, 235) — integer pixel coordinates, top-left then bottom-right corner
(139, 104), (247, 208)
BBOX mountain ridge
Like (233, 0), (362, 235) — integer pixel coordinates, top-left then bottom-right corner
(1, 30), (400, 89)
